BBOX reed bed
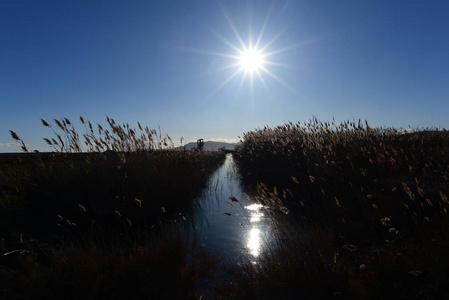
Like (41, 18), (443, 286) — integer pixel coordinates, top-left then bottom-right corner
(227, 118), (449, 299)
(0, 116), (225, 299)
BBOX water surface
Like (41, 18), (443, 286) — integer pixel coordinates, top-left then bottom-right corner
(192, 154), (274, 262)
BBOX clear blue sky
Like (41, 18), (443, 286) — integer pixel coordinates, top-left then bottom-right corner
(1, 0), (448, 152)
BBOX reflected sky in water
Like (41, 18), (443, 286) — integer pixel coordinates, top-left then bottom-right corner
(193, 154), (274, 262)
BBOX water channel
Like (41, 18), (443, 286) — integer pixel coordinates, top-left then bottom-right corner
(192, 153), (275, 263)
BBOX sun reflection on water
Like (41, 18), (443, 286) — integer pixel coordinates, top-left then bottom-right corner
(244, 203), (265, 257)
(247, 228), (261, 257)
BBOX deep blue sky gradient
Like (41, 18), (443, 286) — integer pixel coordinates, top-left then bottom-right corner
(1, 0), (448, 151)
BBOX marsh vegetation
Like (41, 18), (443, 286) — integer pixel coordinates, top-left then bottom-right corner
(1, 116), (449, 299)
(1, 116), (225, 299)
(226, 119), (449, 299)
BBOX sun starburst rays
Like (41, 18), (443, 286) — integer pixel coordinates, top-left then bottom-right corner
(193, 4), (304, 101)
(215, 39), (288, 99)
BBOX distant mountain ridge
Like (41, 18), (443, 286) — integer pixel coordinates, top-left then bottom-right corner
(182, 141), (239, 151)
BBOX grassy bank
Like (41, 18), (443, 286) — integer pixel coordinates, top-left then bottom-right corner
(229, 119), (449, 299)
(0, 117), (225, 299)
(0, 231), (220, 300)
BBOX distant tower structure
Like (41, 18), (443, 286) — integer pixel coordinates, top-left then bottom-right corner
(197, 139), (204, 151)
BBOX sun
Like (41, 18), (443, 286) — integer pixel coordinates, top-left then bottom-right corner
(189, 2), (303, 99)
(238, 47), (264, 74)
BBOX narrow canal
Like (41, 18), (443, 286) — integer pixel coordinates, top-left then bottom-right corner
(192, 153), (275, 263)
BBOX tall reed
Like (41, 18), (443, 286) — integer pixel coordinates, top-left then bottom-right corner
(1, 116), (226, 299)
(228, 119), (449, 298)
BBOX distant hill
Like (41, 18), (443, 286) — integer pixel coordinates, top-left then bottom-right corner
(182, 141), (239, 151)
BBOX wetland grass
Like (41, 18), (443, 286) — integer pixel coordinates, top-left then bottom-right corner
(1, 116), (226, 299)
(3, 116), (449, 298)
(225, 119), (449, 299)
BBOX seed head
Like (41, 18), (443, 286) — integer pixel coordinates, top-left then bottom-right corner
(54, 119), (64, 130)
(78, 204), (86, 212)
(40, 119), (50, 127)
(229, 196), (239, 203)
(9, 130), (20, 141)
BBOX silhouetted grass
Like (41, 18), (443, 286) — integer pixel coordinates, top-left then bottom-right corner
(0, 229), (220, 300)
(227, 119), (449, 299)
(1, 116), (226, 299)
